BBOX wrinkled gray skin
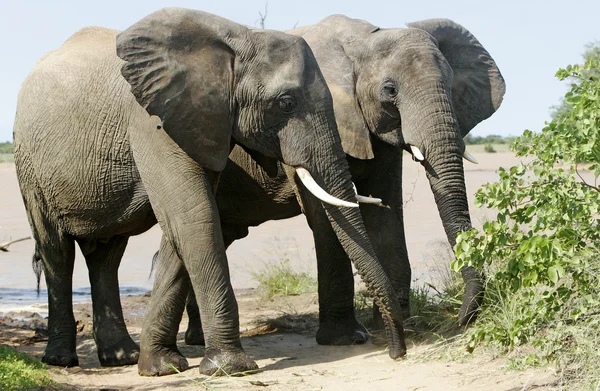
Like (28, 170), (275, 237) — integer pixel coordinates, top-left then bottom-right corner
(180, 15), (505, 342)
(13, 8), (406, 377)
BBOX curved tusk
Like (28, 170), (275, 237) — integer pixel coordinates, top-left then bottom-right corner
(353, 183), (383, 205)
(463, 150), (479, 164)
(410, 145), (424, 161)
(296, 167), (359, 208)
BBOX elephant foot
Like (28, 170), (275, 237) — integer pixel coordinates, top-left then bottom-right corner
(199, 348), (258, 376)
(316, 319), (368, 345)
(138, 346), (189, 376)
(98, 336), (140, 366)
(42, 349), (79, 367)
(184, 327), (205, 346)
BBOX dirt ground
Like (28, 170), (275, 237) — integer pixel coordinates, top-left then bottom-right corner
(0, 290), (559, 391)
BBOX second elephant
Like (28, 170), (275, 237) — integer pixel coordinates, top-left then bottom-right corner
(179, 15), (505, 342)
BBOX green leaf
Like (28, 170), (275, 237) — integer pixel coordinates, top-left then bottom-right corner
(548, 266), (559, 284)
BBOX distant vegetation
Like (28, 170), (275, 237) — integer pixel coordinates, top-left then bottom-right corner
(0, 142), (13, 154)
(0, 142), (14, 163)
(463, 134), (515, 145)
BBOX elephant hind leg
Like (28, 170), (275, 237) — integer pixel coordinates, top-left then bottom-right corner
(184, 290), (204, 346)
(24, 203), (78, 367)
(81, 235), (139, 366)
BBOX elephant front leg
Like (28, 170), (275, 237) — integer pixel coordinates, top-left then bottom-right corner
(83, 236), (140, 366)
(314, 233), (369, 345)
(138, 236), (190, 376)
(131, 121), (256, 376)
(354, 144), (411, 331)
(293, 177), (367, 345)
(183, 223), (244, 346)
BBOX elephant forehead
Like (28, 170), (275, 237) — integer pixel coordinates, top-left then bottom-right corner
(369, 28), (438, 53)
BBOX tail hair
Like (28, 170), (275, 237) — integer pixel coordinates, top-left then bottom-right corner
(150, 250), (159, 279)
(31, 248), (43, 296)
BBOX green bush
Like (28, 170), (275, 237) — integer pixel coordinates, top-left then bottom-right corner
(483, 144), (496, 153)
(0, 142), (13, 154)
(252, 259), (317, 298)
(453, 57), (600, 388)
(0, 345), (54, 391)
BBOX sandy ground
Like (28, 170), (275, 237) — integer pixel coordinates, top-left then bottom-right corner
(0, 290), (559, 391)
(0, 151), (561, 390)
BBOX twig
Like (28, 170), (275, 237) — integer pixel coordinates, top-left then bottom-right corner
(257, 2), (268, 29)
(0, 236), (31, 252)
(575, 162), (600, 192)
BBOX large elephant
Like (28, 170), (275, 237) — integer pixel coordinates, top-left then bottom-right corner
(178, 15), (505, 342)
(13, 8), (405, 376)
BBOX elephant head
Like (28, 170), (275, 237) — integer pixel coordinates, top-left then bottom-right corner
(291, 16), (505, 325)
(116, 8), (405, 359)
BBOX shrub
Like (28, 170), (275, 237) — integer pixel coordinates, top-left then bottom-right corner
(251, 259), (317, 298)
(453, 57), (600, 388)
(483, 144), (496, 153)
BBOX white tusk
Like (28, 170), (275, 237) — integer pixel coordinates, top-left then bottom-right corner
(463, 150), (479, 164)
(410, 145), (424, 161)
(353, 183), (383, 205)
(296, 167), (359, 208)
(356, 194), (383, 204)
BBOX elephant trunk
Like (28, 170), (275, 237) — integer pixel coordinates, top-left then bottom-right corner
(405, 91), (484, 326)
(283, 110), (406, 358)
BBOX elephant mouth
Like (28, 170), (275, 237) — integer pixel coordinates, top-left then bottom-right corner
(294, 167), (383, 207)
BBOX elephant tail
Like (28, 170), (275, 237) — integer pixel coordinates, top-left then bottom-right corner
(149, 250), (159, 279)
(31, 247), (43, 296)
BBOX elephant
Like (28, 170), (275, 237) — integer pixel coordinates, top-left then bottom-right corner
(13, 8), (406, 377)
(176, 14), (505, 344)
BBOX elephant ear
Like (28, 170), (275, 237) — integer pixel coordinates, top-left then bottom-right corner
(407, 19), (506, 137)
(117, 8), (247, 172)
(291, 15), (375, 160)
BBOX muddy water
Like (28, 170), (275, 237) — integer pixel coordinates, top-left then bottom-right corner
(0, 151), (522, 311)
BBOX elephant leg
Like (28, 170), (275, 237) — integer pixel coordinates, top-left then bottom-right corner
(184, 288), (204, 346)
(364, 200), (411, 331)
(82, 236), (139, 366)
(138, 236), (190, 376)
(183, 223), (246, 346)
(131, 125), (256, 377)
(291, 171), (367, 345)
(314, 230), (369, 345)
(37, 228), (78, 366)
(352, 143), (411, 331)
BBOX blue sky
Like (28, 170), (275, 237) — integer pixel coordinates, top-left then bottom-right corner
(1, 0), (598, 142)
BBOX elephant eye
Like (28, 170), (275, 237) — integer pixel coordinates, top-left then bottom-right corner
(278, 95), (297, 114)
(382, 82), (398, 99)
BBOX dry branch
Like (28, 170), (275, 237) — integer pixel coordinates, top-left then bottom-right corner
(0, 236), (31, 252)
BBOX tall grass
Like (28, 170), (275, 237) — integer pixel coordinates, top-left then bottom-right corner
(251, 258), (317, 298)
(462, 260), (600, 390)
